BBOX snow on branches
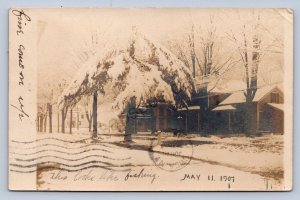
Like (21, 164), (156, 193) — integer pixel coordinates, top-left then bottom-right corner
(58, 29), (194, 113)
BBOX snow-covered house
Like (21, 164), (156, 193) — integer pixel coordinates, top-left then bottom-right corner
(95, 81), (284, 136)
(174, 80), (245, 133)
(211, 85), (284, 134)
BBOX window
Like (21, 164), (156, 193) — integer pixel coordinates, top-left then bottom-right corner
(270, 92), (279, 103)
(81, 114), (84, 119)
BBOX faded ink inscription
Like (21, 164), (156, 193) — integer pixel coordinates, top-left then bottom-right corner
(10, 9), (31, 121)
(11, 9), (31, 36)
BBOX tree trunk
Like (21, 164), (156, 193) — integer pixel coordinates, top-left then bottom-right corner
(92, 91), (98, 139)
(57, 112), (60, 132)
(198, 86), (209, 134)
(89, 120), (92, 132)
(244, 91), (257, 136)
(48, 103), (52, 133)
(61, 109), (65, 133)
(242, 32), (260, 136)
(190, 25), (196, 78)
(124, 115), (134, 142)
(39, 116), (43, 132)
(244, 103), (255, 136)
(37, 116), (40, 132)
(44, 114), (47, 132)
(69, 109), (73, 134)
(86, 111), (92, 132)
(124, 97), (136, 142)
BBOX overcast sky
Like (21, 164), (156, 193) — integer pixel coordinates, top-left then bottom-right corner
(36, 8), (290, 102)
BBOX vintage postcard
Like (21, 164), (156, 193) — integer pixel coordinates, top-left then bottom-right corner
(8, 8), (293, 191)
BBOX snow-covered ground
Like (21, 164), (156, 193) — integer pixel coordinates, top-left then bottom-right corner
(10, 131), (285, 191)
(177, 134), (283, 180)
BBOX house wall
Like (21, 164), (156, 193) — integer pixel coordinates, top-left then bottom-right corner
(257, 88), (284, 133)
(239, 103), (258, 133)
(135, 104), (173, 133)
(271, 107), (284, 133)
(258, 88), (284, 112)
(65, 108), (90, 129)
(180, 110), (200, 133)
(153, 105), (169, 131)
(210, 111), (230, 132)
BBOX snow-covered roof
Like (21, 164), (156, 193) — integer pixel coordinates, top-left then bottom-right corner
(178, 105), (200, 111)
(277, 84), (284, 92)
(267, 103), (284, 111)
(212, 105), (236, 111)
(219, 85), (282, 105)
(209, 79), (246, 94)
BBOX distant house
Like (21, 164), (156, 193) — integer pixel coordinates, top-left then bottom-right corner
(64, 106), (88, 130)
(211, 85), (284, 134)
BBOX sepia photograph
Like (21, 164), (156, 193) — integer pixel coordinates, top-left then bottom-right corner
(8, 8), (293, 191)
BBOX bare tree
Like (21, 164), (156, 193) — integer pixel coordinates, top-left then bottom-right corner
(47, 102), (52, 133)
(37, 104), (46, 132)
(37, 89), (52, 133)
(69, 108), (73, 134)
(92, 91), (98, 138)
(57, 80), (69, 133)
(170, 19), (236, 132)
(57, 29), (105, 139)
(61, 106), (68, 133)
(227, 14), (283, 135)
(47, 89), (54, 133)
